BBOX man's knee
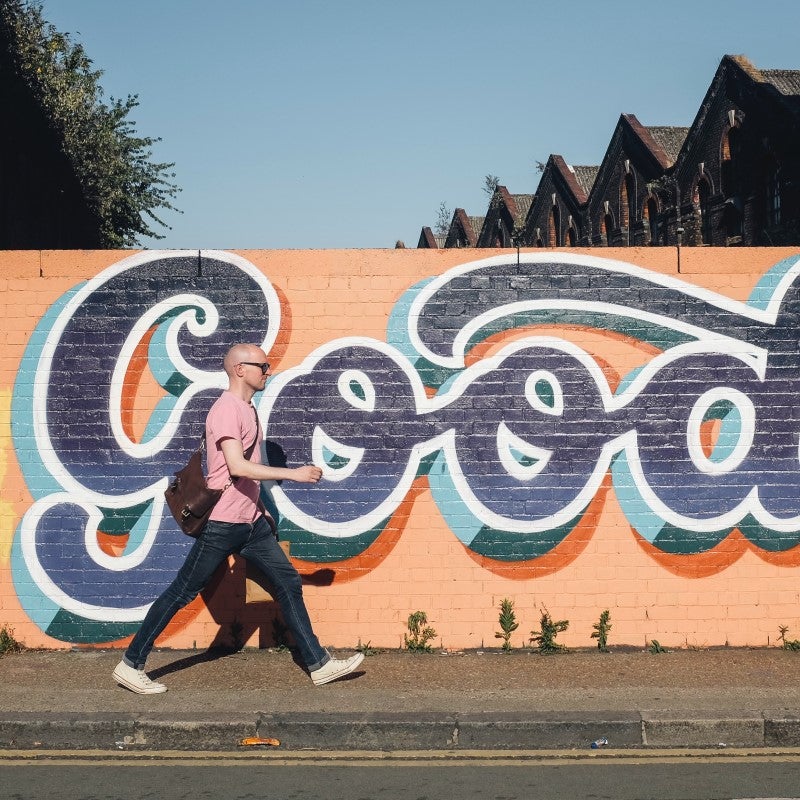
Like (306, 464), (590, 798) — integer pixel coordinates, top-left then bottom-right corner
(265, 562), (302, 595)
(162, 580), (201, 609)
(279, 567), (303, 592)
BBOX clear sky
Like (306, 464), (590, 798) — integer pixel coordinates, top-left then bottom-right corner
(36, 0), (800, 250)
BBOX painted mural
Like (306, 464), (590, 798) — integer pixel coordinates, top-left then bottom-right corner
(5, 248), (800, 648)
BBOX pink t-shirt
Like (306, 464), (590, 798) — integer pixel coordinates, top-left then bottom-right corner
(206, 391), (262, 523)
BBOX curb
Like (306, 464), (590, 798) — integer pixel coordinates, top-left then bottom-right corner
(2, 711), (800, 752)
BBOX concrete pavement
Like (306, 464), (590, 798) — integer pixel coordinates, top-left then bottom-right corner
(2, 646), (800, 752)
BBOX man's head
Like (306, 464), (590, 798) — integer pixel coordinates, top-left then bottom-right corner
(223, 343), (271, 396)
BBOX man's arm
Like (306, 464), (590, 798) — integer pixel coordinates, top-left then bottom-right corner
(219, 438), (322, 483)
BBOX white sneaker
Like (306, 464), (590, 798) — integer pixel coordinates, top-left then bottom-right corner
(113, 660), (167, 694)
(310, 652), (365, 686)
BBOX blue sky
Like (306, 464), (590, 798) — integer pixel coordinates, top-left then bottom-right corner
(37, 0), (800, 250)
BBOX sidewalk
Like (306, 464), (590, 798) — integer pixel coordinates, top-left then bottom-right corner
(2, 646), (800, 752)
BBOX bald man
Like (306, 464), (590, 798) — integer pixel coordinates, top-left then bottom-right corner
(113, 343), (364, 694)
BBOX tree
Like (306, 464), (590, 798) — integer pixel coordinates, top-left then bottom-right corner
(0, 0), (180, 246)
(434, 201), (451, 236)
(483, 174), (500, 195)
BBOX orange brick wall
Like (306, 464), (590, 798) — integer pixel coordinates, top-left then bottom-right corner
(2, 247), (800, 652)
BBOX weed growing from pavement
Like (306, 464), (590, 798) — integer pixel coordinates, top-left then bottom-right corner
(529, 608), (569, 654)
(356, 639), (384, 656)
(0, 625), (23, 656)
(778, 626), (800, 650)
(648, 639), (669, 654)
(591, 609), (612, 652)
(404, 611), (437, 652)
(495, 598), (519, 652)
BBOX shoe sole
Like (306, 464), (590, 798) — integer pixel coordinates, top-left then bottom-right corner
(312, 653), (365, 686)
(113, 668), (167, 695)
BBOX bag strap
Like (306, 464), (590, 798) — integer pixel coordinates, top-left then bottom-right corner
(242, 404), (260, 461)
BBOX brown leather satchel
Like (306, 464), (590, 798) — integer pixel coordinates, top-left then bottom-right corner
(164, 436), (223, 537)
(165, 419), (259, 537)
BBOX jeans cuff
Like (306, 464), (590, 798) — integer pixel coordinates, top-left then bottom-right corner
(306, 650), (330, 673)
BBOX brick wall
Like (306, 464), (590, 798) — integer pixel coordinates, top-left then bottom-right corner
(2, 247), (800, 653)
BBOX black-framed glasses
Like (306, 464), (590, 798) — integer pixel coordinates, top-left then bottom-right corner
(238, 361), (270, 375)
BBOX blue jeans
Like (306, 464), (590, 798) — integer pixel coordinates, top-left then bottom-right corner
(123, 516), (329, 672)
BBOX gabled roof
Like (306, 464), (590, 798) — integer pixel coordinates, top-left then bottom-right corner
(445, 208), (483, 247)
(547, 155), (597, 204)
(761, 69), (800, 95)
(644, 126), (689, 164)
(485, 186), (533, 227)
(571, 165), (599, 197)
(585, 114), (686, 216)
(510, 193), (533, 222)
(415, 52), (800, 249)
(753, 63), (800, 116)
(676, 55), (800, 172)
(621, 114), (686, 170)
(417, 226), (442, 248)
(458, 210), (486, 244)
(730, 54), (800, 98)
(467, 215), (484, 239)
(477, 186), (533, 245)
(520, 155), (592, 244)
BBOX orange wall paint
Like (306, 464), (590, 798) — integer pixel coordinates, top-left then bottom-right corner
(3, 247), (800, 652)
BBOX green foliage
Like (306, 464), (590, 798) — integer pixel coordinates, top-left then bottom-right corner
(356, 639), (383, 656)
(434, 201), (451, 236)
(483, 174), (500, 195)
(404, 611), (437, 653)
(495, 597), (519, 652)
(648, 639), (668, 654)
(0, 1), (180, 246)
(0, 625), (24, 656)
(778, 626), (800, 651)
(529, 608), (569, 654)
(591, 609), (612, 652)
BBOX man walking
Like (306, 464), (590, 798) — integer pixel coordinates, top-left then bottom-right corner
(113, 343), (364, 693)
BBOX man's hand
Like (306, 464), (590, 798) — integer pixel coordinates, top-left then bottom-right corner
(293, 464), (323, 483)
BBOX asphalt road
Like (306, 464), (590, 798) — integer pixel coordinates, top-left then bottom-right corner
(1, 751), (800, 800)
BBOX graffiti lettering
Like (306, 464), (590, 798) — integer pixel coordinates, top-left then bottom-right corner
(13, 251), (277, 638)
(12, 250), (800, 638)
(268, 254), (800, 561)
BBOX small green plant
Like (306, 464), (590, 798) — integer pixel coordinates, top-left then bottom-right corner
(648, 639), (668, 654)
(591, 609), (612, 652)
(529, 608), (569, 654)
(0, 625), (24, 656)
(495, 598), (519, 652)
(356, 639), (383, 656)
(778, 626), (800, 651)
(404, 611), (437, 652)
